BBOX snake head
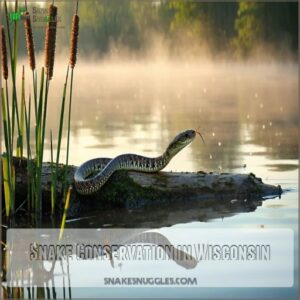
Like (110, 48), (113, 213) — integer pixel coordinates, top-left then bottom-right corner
(165, 129), (196, 157)
(174, 129), (196, 145)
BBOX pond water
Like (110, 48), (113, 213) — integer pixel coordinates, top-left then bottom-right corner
(10, 59), (300, 298)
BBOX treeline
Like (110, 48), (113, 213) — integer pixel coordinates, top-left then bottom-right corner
(77, 1), (298, 58)
(1, 1), (298, 59)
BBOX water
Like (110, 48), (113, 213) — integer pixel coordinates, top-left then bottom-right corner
(12, 59), (300, 298)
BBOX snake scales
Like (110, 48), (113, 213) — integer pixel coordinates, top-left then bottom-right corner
(74, 129), (200, 195)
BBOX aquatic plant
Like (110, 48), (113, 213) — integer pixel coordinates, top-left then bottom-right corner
(64, 5), (80, 197)
(23, 11), (35, 71)
(1, 0), (80, 219)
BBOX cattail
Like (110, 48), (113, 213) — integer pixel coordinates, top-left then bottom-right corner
(44, 4), (57, 80)
(69, 14), (79, 69)
(1, 26), (8, 80)
(24, 12), (36, 71)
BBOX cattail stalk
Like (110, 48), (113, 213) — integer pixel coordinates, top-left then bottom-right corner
(23, 11), (38, 120)
(64, 5), (80, 197)
(1, 26), (14, 216)
(44, 4), (57, 80)
(1, 26), (12, 154)
(3, 0), (21, 161)
(33, 3), (58, 213)
(1, 26), (8, 80)
(1, 28), (11, 152)
(69, 14), (79, 69)
(24, 12), (36, 71)
(41, 3), (58, 163)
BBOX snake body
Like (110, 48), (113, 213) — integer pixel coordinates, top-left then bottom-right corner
(74, 129), (196, 195)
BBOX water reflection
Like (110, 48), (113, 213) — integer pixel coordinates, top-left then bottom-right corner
(3, 229), (200, 298)
(66, 196), (274, 229)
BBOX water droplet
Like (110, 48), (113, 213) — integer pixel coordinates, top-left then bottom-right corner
(218, 142), (222, 147)
(95, 116), (99, 121)
(260, 103), (264, 109)
(212, 132), (215, 137)
(262, 124), (265, 129)
(280, 107), (283, 112)
(209, 154), (213, 159)
(247, 114), (250, 119)
(203, 88), (207, 94)
(269, 122), (272, 126)
(254, 93), (258, 98)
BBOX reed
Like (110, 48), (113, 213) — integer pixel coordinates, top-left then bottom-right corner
(23, 93), (32, 210)
(1, 88), (13, 216)
(2, 155), (11, 216)
(1, 0), (80, 220)
(50, 131), (55, 214)
(17, 66), (25, 158)
(53, 1), (80, 207)
(34, 67), (45, 212)
(2, 0), (22, 217)
(1, 27), (12, 156)
(44, 4), (57, 81)
(9, 0), (22, 156)
(1, 26), (8, 80)
(1, 26), (14, 217)
(63, 3), (80, 197)
(56, 66), (69, 169)
(23, 12), (35, 71)
(33, 4), (58, 214)
(59, 187), (72, 241)
(70, 14), (79, 69)
(23, 9), (37, 121)
(50, 66), (70, 211)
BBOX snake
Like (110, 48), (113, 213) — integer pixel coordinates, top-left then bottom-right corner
(74, 129), (203, 195)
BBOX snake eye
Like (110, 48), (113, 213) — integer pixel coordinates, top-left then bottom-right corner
(185, 133), (189, 138)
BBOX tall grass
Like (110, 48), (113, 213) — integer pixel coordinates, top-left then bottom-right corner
(1, 0), (80, 219)
(1, 25), (14, 217)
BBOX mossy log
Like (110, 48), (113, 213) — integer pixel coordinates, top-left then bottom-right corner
(10, 157), (282, 217)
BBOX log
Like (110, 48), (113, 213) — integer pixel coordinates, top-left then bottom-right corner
(9, 157), (282, 217)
